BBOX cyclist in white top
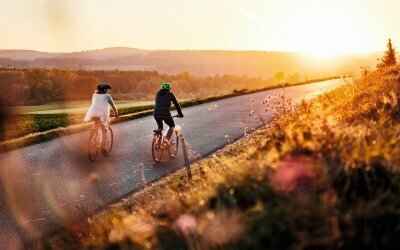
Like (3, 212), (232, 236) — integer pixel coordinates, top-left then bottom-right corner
(84, 83), (119, 152)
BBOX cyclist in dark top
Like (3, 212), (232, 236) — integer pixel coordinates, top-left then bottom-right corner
(154, 82), (184, 146)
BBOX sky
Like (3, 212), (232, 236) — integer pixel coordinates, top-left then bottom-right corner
(0, 0), (399, 57)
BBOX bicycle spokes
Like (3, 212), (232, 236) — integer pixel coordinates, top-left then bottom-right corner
(104, 127), (114, 157)
(88, 130), (99, 161)
(88, 126), (114, 161)
(152, 134), (164, 162)
(168, 132), (179, 158)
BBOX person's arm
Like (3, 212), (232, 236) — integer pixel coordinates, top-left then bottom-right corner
(171, 93), (183, 117)
(107, 94), (119, 116)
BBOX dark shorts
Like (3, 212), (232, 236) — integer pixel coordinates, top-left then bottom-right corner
(154, 116), (175, 129)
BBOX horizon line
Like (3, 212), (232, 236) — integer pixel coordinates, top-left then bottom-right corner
(0, 47), (381, 56)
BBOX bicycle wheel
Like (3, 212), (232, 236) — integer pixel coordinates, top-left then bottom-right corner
(152, 134), (164, 162)
(103, 127), (114, 156)
(88, 129), (99, 161)
(168, 131), (179, 158)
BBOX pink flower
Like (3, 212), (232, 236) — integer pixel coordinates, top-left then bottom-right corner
(173, 214), (197, 235)
(271, 155), (323, 194)
(197, 210), (244, 247)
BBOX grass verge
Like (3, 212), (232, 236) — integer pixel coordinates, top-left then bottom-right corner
(0, 76), (338, 153)
(29, 67), (400, 249)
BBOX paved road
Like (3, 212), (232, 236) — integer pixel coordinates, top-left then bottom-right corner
(0, 79), (345, 249)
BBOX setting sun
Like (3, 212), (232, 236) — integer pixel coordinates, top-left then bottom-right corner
(259, 0), (382, 58)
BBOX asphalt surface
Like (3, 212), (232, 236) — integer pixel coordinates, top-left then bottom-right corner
(0, 79), (345, 249)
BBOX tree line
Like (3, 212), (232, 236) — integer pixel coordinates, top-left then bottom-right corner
(0, 68), (275, 106)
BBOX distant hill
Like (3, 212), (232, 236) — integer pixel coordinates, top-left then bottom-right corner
(0, 50), (56, 60)
(63, 47), (147, 60)
(0, 48), (380, 78)
(0, 47), (145, 61)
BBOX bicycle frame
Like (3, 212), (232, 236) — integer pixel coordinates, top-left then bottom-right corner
(88, 118), (114, 161)
(152, 115), (181, 162)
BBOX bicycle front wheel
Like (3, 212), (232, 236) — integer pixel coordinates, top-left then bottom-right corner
(88, 129), (99, 161)
(104, 127), (114, 156)
(152, 134), (164, 162)
(168, 131), (179, 158)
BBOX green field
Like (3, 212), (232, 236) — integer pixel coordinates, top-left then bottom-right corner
(1, 100), (158, 141)
(8, 100), (154, 115)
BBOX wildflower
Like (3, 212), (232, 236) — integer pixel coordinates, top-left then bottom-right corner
(212, 154), (220, 162)
(271, 155), (324, 194)
(88, 172), (99, 184)
(153, 197), (183, 219)
(244, 127), (249, 136)
(189, 150), (201, 160)
(122, 214), (155, 243)
(173, 214), (197, 236)
(197, 210), (244, 247)
(108, 227), (125, 243)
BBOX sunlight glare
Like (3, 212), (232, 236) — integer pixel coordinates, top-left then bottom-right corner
(267, 1), (374, 60)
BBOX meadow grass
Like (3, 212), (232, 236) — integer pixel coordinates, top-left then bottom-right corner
(31, 68), (400, 249)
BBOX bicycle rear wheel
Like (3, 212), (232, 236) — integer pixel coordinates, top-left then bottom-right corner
(88, 129), (99, 161)
(168, 131), (179, 158)
(104, 127), (114, 156)
(152, 134), (164, 162)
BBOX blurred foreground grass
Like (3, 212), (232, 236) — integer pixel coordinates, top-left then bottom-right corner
(33, 69), (400, 249)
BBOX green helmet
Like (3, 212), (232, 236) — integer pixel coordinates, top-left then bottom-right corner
(161, 82), (171, 90)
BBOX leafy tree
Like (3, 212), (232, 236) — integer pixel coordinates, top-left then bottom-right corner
(378, 39), (397, 68)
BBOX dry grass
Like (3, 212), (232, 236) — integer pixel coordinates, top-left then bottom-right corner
(31, 69), (400, 249)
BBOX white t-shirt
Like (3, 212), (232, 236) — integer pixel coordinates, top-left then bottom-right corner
(84, 93), (116, 127)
